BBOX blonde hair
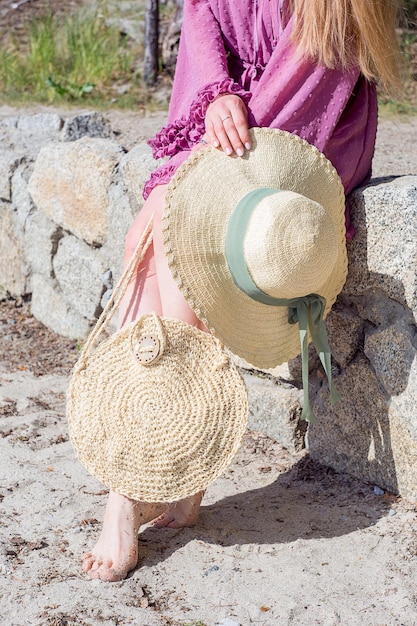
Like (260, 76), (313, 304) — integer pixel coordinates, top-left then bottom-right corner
(290, 0), (403, 93)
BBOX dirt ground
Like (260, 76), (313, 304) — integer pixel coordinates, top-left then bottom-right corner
(0, 112), (417, 626)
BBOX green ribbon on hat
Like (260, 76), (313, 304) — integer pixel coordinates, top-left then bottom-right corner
(225, 188), (340, 421)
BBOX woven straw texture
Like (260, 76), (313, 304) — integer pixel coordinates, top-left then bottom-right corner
(163, 127), (348, 369)
(67, 314), (248, 503)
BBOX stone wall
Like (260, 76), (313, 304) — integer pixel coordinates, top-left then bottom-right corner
(261, 175), (417, 501)
(1, 111), (416, 501)
(0, 111), (161, 337)
(308, 177), (417, 500)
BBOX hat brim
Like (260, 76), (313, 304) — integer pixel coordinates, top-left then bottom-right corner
(163, 128), (347, 368)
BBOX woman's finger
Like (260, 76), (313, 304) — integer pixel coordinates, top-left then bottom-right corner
(225, 98), (251, 150)
(232, 109), (252, 151)
(217, 116), (245, 155)
(212, 116), (236, 155)
(205, 117), (220, 148)
(191, 134), (209, 152)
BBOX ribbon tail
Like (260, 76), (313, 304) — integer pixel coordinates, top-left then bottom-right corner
(289, 296), (341, 421)
(318, 347), (340, 406)
(309, 311), (340, 408)
(297, 305), (315, 422)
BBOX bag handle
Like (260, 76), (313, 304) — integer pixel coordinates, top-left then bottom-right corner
(78, 215), (154, 365)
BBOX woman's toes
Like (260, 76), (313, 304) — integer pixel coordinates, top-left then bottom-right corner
(89, 562), (127, 583)
(107, 565), (130, 582)
(90, 557), (103, 571)
(81, 555), (96, 572)
(149, 511), (175, 528)
(165, 517), (186, 529)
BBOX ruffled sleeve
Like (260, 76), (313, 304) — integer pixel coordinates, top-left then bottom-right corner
(148, 0), (250, 160)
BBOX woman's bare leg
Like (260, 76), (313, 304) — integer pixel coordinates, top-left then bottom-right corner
(82, 185), (203, 580)
(145, 201), (206, 527)
(117, 187), (164, 326)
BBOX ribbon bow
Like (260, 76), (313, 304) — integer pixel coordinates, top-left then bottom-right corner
(287, 294), (340, 421)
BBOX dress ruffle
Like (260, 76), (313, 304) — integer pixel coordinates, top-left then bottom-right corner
(143, 161), (182, 200)
(148, 78), (250, 160)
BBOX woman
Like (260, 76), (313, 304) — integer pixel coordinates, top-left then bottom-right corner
(82, 0), (402, 582)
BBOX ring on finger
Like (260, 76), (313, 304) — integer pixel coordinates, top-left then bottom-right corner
(221, 116), (232, 122)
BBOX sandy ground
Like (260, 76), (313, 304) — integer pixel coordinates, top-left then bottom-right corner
(1, 111), (417, 626)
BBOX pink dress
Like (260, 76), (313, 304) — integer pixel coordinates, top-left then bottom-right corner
(146, 0), (378, 239)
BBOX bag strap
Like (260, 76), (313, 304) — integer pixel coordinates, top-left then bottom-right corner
(78, 215), (154, 363)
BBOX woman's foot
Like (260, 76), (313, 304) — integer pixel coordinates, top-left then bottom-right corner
(81, 490), (204, 580)
(148, 491), (205, 529)
(81, 491), (165, 582)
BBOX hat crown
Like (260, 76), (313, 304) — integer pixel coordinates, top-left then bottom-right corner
(243, 190), (338, 299)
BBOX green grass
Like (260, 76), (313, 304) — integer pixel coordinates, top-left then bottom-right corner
(378, 97), (417, 117)
(0, 3), (415, 114)
(0, 6), (151, 107)
(377, 28), (417, 117)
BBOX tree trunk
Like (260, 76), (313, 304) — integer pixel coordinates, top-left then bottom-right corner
(144, 0), (159, 85)
(161, 2), (183, 74)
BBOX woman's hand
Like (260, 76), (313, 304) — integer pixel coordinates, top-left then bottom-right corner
(205, 94), (251, 156)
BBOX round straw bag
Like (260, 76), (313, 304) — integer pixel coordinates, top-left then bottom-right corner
(66, 219), (248, 503)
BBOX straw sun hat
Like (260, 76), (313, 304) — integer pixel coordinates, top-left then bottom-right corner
(163, 128), (348, 416)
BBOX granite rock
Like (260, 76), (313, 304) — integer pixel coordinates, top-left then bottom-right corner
(28, 137), (124, 246)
